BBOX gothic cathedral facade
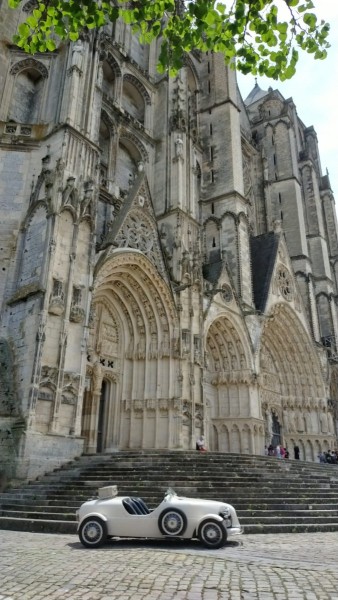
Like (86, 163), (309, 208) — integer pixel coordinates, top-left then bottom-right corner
(1, 3), (338, 482)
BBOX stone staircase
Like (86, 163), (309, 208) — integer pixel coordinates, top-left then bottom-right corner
(1, 451), (338, 535)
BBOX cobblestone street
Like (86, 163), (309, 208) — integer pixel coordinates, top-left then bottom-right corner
(1, 530), (338, 599)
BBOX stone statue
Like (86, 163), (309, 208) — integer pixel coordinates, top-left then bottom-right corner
(175, 137), (184, 158)
(282, 409), (289, 433)
(97, 63), (103, 87)
(265, 411), (273, 441)
(262, 155), (269, 180)
(328, 411), (334, 434)
(81, 182), (94, 216)
(288, 410), (297, 433)
(320, 409), (329, 433)
(305, 410), (312, 433)
(92, 360), (103, 394)
(71, 39), (84, 70)
(296, 409), (305, 432)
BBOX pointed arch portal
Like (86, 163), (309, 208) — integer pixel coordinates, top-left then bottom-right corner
(260, 304), (331, 460)
(82, 249), (180, 452)
(204, 315), (262, 454)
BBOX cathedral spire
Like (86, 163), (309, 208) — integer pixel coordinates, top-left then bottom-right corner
(244, 80), (268, 106)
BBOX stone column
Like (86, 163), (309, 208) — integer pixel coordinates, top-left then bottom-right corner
(87, 361), (103, 454)
(171, 135), (185, 211)
(61, 41), (85, 129)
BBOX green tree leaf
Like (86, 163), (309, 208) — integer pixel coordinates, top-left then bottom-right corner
(7, 0), (331, 80)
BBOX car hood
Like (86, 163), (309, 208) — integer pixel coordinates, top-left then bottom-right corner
(168, 495), (233, 511)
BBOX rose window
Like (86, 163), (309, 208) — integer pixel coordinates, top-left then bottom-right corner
(276, 267), (293, 301)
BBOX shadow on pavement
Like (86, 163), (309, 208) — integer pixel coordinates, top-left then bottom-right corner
(67, 537), (243, 552)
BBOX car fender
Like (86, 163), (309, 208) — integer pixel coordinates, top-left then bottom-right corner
(77, 511), (108, 529)
(195, 513), (224, 532)
(197, 513), (223, 524)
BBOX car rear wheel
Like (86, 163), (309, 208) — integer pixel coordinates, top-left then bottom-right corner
(79, 517), (107, 548)
(158, 508), (187, 536)
(198, 519), (227, 549)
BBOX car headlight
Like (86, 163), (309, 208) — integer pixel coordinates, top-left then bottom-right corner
(219, 510), (232, 528)
(219, 509), (230, 519)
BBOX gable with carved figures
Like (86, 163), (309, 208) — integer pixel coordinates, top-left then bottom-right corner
(103, 174), (169, 281)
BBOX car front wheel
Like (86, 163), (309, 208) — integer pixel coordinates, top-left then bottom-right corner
(158, 508), (187, 536)
(198, 519), (227, 549)
(79, 517), (107, 548)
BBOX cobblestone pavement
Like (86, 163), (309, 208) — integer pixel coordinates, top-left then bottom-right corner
(1, 530), (338, 600)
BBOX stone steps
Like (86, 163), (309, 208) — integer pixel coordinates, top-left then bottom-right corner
(0, 516), (77, 534)
(9, 473), (338, 487)
(37, 487), (338, 497)
(1, 510), (77, 521)
(1, 499), (336, 509)
(23, 475), (338, 485)
(1, 504), (80, 512)
(4, 486), (338, 499)
(8, 484), (338, 495)
(3, 505), (338, 519)
(1, 450), (338, 535)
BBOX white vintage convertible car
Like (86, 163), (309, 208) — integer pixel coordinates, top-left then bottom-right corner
(76, 486), (243, 549)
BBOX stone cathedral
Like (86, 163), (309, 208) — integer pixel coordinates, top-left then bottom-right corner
(1, 3), (338, 483)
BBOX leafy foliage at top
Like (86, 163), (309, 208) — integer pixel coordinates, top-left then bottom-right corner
(9, 0), (330, 80)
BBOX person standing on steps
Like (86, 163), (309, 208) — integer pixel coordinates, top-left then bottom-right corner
(294, 445), (300, 460)
(196, 435), (207, 452)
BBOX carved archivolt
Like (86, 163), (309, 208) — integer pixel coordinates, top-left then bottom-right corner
(10, 58), (48, 79)
(206, 316), (252, 381)
(95, 250), (177, 325)
(119, 129), (149, 162)
(123, 73), (151, 105)
(23, 0), (38, 11)
(104, 52), (122, 78)
(92, 252), (179, 370)
(260, 303), (324, 399)
(258, 303), (333, 442)
(101, 109), (116, 134)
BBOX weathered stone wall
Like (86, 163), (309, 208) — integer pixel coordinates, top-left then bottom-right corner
(16, 431), (84, 481)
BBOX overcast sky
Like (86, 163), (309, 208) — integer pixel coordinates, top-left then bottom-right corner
(237, 0), (338, 199)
